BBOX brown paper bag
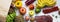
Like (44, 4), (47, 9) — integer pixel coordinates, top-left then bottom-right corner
(0, 0), (12, 22)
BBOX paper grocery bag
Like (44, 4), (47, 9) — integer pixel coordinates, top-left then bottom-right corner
(0, 0), (12, 22)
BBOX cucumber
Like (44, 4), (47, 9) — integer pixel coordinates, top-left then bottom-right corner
(6, 12), (16, 22)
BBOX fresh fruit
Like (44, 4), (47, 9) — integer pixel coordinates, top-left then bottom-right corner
(29, 4), (34, 10)
(20, 7), (26, 15)
(37, 0), (45, 8)
(35, 8), (41, 13)
(36, 2), (45, 8)
(29, 10), (34, 16)
(25, 16), (30, 21)
(46, 0), (56, 6)
(37, 0), (56, 8)
(36, 4), (44, 9)
(15, 1), (22, 8)
(25, 0), (35, 6)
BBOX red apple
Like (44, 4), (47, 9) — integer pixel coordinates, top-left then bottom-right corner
(29, 4), (34, 10)
(19, 7), (26, 15)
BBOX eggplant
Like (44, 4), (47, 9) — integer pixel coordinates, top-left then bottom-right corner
(25, 0), (35, 6)
(35, 15), (53, 22)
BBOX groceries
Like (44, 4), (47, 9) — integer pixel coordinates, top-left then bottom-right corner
(25, 0), (35, 6)
(14, 15), (24, 22)
(19, 7), (26, 15)
(29, 4), (34, 10)
(35, 8), (41, 13)
(8, 6), (15, 14)
(46, 0), (56, 6)
(15, 1), (22, 8)
(36, 2), (45, 8)
(14, 16), (21, 22)
(25, 16), (30, 21)
(30, 17), (35, 22)
(29, 10), (34, 17)
(6, 12), (16, 22)
(3, 0), (60, 22)
(37, 0), (56, 8)
(43, 6), (59, 14)
(6, 6), (16, 22)
(35, 15), (53, 22)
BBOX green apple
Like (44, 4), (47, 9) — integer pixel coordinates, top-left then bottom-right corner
(29, 10), (34, 17)
(35, 8), (41, 13)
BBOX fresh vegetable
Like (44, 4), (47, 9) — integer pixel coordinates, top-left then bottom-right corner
(6, 6), (16, 22)
(25, 0), (35, 6)
(43, 6), (59, 14)
(35, 15), (53, 22)
(14, 15), (24, 22)
(6, 12), (16, 22)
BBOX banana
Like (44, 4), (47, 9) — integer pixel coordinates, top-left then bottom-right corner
(47, 0), (56, 6)
(37, 0), (45, 8)
(36, 2), (45, 8)
(37, 3), (45, 8)
(37, 0), (56, 7)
